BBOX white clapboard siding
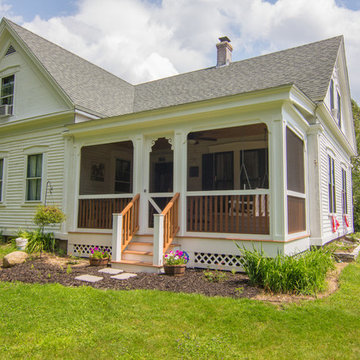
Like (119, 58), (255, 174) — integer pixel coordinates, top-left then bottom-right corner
(319, 126), (353, 243)
(0, 127), (66, 234)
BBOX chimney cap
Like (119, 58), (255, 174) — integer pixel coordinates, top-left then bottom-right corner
(218, 36), (231, 43)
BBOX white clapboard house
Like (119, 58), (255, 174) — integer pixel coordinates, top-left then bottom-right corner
(0, 18), (356, 272)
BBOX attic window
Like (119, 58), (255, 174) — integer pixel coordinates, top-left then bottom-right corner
(5, 45), (16, 56)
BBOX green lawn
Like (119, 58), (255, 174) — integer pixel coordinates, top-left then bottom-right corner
(0, 253), (360, 359)
(0, 241), (16, 260)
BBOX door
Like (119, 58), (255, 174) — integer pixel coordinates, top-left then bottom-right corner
(145, 137), (174, 229)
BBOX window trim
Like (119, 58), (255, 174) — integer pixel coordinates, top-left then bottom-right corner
(22, 146), (48, 204)
(25, 153), (43, 202)
(330, 78), (334, 110)
(341, 167), (348, 215)
(0, 152), (8, 205)
(0, 74), (15, 115)
(0, 158), (4, 203)
(328, 155), (336, 214)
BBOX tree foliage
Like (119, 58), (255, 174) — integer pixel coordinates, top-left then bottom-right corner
(351, 100), (360, 231)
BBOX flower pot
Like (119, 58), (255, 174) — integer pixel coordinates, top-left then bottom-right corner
(163, 264), (186, 276)
(89, 257), (109, 266)
(15, 237), (28, 251)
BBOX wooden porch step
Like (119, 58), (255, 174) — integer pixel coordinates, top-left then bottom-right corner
(130, 241), (154, 247)
(123, 250), (153, 256)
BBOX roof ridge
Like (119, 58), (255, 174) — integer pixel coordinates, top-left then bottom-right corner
(3, 17), (133, 87)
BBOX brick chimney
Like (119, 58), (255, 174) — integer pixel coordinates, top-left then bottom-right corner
(216, 36), (232, 67)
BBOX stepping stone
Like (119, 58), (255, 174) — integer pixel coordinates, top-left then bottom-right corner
(75, 274), (103, 283)
(98, 268), (123, 275)
(111, 273), (137, 280)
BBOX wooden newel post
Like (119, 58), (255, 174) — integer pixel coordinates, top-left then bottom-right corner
(112, 213), (123, 262)
(153, 214), (164, 266)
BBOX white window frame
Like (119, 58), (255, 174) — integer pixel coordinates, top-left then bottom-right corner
(0, 158), (4, 203)
(341, 167), (347, 215)
(0, 74), (15, 113)
(328, 155), (336, 214)
(23, 146), (48, 204)
(0, 152), (8, 205)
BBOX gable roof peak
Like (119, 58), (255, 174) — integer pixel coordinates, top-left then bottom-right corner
(1, 17), (135, 117)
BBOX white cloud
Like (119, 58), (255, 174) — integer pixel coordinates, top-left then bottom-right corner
(1, 0), (360, 102)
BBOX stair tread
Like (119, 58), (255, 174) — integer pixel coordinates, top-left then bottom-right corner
(123, 250), (153, 256)
(112, 259), (162, 268)
(130, 241), (154, 246)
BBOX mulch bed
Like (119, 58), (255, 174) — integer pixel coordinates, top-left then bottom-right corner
(0, 255), (260, 299)
(0, 254), (346, 301)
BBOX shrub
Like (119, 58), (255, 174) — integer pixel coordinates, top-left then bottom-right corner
(236, 244), (335, 295)
(25, 230), (56, 254)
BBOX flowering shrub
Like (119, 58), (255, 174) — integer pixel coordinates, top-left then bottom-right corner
(164, 250), (189, 265)
(90, 246), (110, 259)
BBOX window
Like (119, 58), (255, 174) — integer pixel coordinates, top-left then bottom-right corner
(1, 75), (14, 113)
(330, 79), (334, 110)
(342, 168), (347, 214)
(328, 156), (336, 213)
(0, 158), (3, 201)
(337, 91), (341, 127)
(26, 154), (43, 201)
(202, 151), (233, 190)
(114, 158), (131, 193)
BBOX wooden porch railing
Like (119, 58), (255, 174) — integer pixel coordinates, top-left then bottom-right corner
(78, 197), (132, 229)
(120, 194), (140, 251)
(162, 192), (180, 253)
(187, 193), (269, 235)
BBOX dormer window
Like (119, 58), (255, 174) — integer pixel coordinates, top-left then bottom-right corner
(0, 74), (14, 116)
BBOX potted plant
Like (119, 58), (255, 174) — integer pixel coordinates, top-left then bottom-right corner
(163, 250), (189, 276)
(89, 246), (110, 266)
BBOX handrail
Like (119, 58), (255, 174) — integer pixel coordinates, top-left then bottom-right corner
(120, 193), (140, 251)
(162, 192), (180, 253)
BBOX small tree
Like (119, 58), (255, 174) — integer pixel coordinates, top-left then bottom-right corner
(34, 205), (66, 228)
(26, 205), (66, 255)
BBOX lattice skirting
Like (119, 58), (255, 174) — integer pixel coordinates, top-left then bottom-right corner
(69, 243), (112, 258)
(192, 251), (242, 270)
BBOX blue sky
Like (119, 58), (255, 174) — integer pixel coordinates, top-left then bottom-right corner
(4, 0), (360, 20)
(1, 0), (360, 103)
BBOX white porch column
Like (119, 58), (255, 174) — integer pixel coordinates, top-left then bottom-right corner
(173, 130), (187, 236)
(268, 118), (287, 241)
(112, 213), (123, 262)
(132, 135), (147, 233)
(70, 143), (82, 232)
(153, 214), (164, 266)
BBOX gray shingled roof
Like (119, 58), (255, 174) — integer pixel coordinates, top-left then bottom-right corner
(134, 36), (342, 112)
(3, 18), (341, 117)
(5, 18), (134, 117)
